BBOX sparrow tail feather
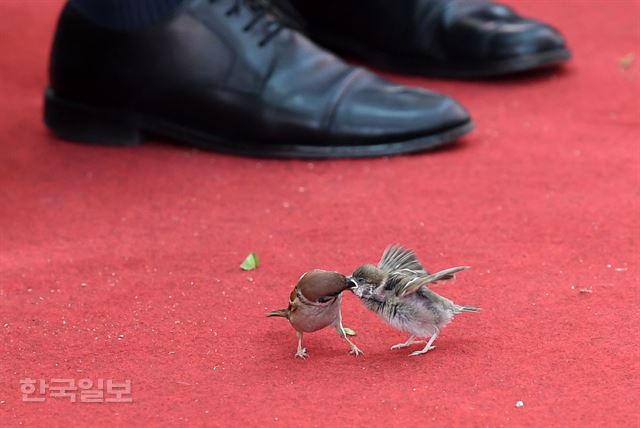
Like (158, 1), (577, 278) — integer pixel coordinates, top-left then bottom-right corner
(266, 308), (290, 318)
(455, 305), (480, 313)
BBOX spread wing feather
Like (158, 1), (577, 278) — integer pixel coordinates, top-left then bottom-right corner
(397, 266), (470, 297)
(378, 244), (427, 274)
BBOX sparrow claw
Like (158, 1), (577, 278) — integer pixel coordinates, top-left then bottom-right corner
(409, 346), (436, 357)
(390, 343), (406, 350)
(349, 345), (364, 357)
(295, 348), (309, 359)
(390, 340), (425, 350)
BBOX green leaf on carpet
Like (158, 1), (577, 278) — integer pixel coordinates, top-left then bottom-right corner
(240, 252), (260, 271)
(343, 327), (357, 336)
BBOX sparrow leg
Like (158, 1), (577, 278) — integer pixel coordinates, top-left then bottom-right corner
(390, 335), (426, 350)
(338, 326), (364, 357)
(409, 328), (439, 357)
(295, 331), (308, 359)
(336, 312), (363, 356)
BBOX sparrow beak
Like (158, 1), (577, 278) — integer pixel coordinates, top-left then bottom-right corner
(346, 277), (358, 290)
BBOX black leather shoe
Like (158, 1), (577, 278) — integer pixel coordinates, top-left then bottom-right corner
(282, 0), (571, 78)
(44, 0), (473, 158)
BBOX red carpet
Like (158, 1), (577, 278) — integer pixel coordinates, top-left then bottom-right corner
(1, 1), (638, 426)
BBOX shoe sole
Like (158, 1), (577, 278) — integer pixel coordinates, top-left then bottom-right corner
(311, 30), (571, 79)
(43, 88), (474, 159)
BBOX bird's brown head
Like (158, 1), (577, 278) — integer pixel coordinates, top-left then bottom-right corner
(295, 269), (356, 303)
(350, 264), (385, 298)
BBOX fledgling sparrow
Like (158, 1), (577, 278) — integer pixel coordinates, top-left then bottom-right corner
(350, 245), (479, 356)
(267, 269), (363, 359)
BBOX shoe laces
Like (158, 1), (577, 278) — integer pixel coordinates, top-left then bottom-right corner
(209, 0), (299, 47)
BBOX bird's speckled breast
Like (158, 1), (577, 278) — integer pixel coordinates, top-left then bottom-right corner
(288, 295), (342, 333)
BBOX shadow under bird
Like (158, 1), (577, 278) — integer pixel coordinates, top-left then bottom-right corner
(350, 245), (479, 356)
(267, 269), (363, 359)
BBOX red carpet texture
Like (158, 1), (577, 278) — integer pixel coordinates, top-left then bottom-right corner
(1, 1), (639, 426)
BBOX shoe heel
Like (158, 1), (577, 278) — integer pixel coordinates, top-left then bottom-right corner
(44, 88), (142, 146)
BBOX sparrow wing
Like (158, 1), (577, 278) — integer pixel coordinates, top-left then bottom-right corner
(296, 269), (351, 303)
(396, 266), (470, 297)
(376, 271), (408, 295)
(378, 244), (427, 275)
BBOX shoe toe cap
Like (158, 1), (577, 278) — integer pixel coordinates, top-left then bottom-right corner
(490, 21), (567, 58)
(330, 75), (471, 141)
(445, 6), (568, 60)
